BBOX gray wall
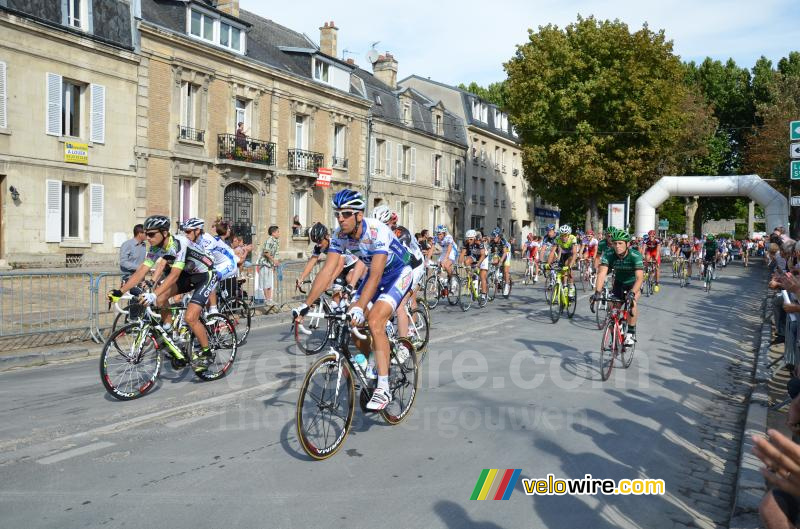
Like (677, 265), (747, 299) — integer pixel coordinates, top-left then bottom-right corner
(7, 0), (61, 24)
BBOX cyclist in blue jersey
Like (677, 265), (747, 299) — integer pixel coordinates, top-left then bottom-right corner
(195, 219), (237, 314)
(293, 190), (417, 410)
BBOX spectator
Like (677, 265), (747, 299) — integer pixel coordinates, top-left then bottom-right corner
(258, 225), (280, 304)
(292, 215), (303, 237)
(231, 234), (253, 274)
(215, 220), (232, 246)
(119, 224), (146, 282)
(235, 121), (248, 151)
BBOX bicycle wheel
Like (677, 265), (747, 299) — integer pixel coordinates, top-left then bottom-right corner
(295, 300), (331, 355)
(544, 277), (553, 303)
(595, 297), (607, 330)
(100, 323), (162, 401)
(225, 299), (252, 345)
(621, 326), (636, 368)
(423, 275), (441, 310)
(502, 276), (512, 299)
(599, 321), (617, 381)
(549, 285), (561, 323)
(460, 277), (473, 311)
(408, 308), (429, 358)
(191, 314), (238, 381)
(488, 272), (497, 302)
(296, 353), (355, 460)
(679, 265), (686, 288)
(567, 287), (577, 319)
(447, 276), (461, 306)
(382, 338), (418, 425)
(110, 310), (130, 336)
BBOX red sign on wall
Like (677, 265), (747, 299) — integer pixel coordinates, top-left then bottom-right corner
(316, 168), (332, 187)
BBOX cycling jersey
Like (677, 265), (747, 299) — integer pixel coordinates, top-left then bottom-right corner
(556, 234), (578, 254)
(523, 241), (540, 259)
(488, 238), (511, 257)
(679, 242), (693, 256)
(312, 241), (359, 268)
(600, 248), (643, 287)
(585, 237), (598, 257)
(597, 239), (609, 255)
(200, 233), (237, 280)
(703, 240), (719, 260)
(143, 233), (214, 274)
(542, 234), (557, 247)
(435, 234), (458, 261)
(329, 217), (419, 274)
(645, 237), (661, 251)
(464, 240), (486, 261)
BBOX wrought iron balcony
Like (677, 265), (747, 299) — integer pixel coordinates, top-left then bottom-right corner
(434, 178), (442, 187)
(289, 149), (324, 172)
(373, 168), (384, 175)
(502, 164), (507, 173)
(178, 125), (204, 142)
(218, 134), (275, 166)
(472, 156), (479, 165)
(512, 201), (517, 209)
(333, 156), (348, 169)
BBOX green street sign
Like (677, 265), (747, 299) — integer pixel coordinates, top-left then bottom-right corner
(792, 160), (800, 180)
(792, 121), (800, 141)
(658, 219), (669, 230)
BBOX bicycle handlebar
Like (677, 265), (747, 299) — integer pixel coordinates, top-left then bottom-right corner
(295, 310), (368, 340)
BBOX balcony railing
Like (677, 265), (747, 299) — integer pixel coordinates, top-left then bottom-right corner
(512, 201), (517, 209)
(333, 156), (348, 169)
(512, 168), (519, 176)
(434, 178), (442, 187)
(502, 164), (507, 173)
(401, 173), (410, 181)
(289, 149), (324, 172)
(373, 168), (384, 175)
(471, 194), (477, 204)
(218, 134), (276, 166)
(494, 163), (501, 173)
(178, 125), (204, 142)
(472, 156), (479, 165)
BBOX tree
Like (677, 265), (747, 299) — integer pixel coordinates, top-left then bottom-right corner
(457, 81), (507, 107)
(503, 16), (712, 231)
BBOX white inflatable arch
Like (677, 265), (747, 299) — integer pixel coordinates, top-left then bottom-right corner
(634, 174), (788, 236)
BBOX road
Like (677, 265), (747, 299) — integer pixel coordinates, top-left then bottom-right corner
(0, 261), (764, 529)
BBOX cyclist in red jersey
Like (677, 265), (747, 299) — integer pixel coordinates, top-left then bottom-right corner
(643, 229), (662, 291)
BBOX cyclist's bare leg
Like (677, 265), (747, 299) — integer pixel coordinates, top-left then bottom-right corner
(397, 291), (411, 337)
(156, 283), (179, 327)
(185, 302), (209, 349)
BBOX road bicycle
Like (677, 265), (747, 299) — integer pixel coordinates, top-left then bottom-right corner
(702, 259), (715, 293)
(487, 255), (512, 300)
(522, 257), (538, 285)
(295, 311), (418, 460)
(589, 273), (613, 330)
(576, 258), (592, 292)
(547, 264), (577, 323)
(543, 264), (558, 303)
(423, 262), (460, 309)
(217, 278), (252, 345)
(643, 261), (656, 297)
(100, 293), (238, 400)
(456, 264), (483, 311)
(675, 256), (689, 288)
(599, 294), (636, 381)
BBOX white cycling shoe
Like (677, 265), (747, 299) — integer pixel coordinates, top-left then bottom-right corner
(366, 387), (392, 410)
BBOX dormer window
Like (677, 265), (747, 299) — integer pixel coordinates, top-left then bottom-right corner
(471, 98), (481, 120)
(435, 114), (442, 135)
(314, 59), (329, 82)
(494, 109), (502, 127)
(374, 94), (382, 106)
(187, 7), (246, 54)
(67, 0), (89, 31)
(480, 103), (488, 123)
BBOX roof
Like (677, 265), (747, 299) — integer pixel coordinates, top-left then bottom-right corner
(352, 69), (467, 147)
(400, 74), (519, 144)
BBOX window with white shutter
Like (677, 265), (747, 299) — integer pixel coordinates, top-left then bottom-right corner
(410, 148), (417, 182)
(45, 179), (62, 242)
(385, 140), (392, 178)
(0, 62), (6, 129)
(396, 144), (403, 179)
(408, 202), (415, 234)
(46, 73), (62, 136)
(369, 137), (376, 175)
(89, 184), (104, 243)
(90, 84), (105, 143)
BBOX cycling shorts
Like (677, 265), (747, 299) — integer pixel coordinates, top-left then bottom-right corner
(645, 248), (660, 264)
(466, 255), (489, 271)
(587, 247), (597, 258)
(353, 265), (414, 312)
(438, 248), (458, 262)
(611, 280), (635, 301)
(176, 271), (216, 307)
(558, 253), (572, 268)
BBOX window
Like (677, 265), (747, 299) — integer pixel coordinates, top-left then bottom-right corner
(333, 124), (346, 167)
(61, 184), (83, 239)
(470, 215), (484, 230)
(471, 99), (480, 121)
(314, 59), (329, 83)
(178, 179), (197, 221)
(295, 115), (307, 150)
(494, 146), (500, 168)
(188, 8), (245, 53)
(190, 10), (214, 41)
(433, 154), (441, 187)
(0, 61), (6, 129)
(374, 139), (385, 174)
(62, 80), (82, 137)
(480, 103), (488, 123)
(67, 0), (88, 30)
(454, 160), (462, 190)
(181, 82), (197, 128)
(480, 178), (486, 204)
(234, 98), (247, 130)
(220, 22), (242, 51)
(432, 205), (440, 231)
(374, 94), (382, 106)
(435, 114), (442, 135)
(293, 190), (308, 228)
(400, 146), (409, 178)
(403, 105), (410, 125)
(494, 109), (501, 127)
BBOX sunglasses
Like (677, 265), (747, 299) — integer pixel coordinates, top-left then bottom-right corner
(334, 210), (356, 219)
(145, 231), (161, 238)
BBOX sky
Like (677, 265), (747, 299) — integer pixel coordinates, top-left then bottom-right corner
(239, 0), (800, 87)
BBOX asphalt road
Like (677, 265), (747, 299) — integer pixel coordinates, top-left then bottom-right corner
(0, 261), (765, 529)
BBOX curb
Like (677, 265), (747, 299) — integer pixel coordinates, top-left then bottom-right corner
(729, 292), (773, 528)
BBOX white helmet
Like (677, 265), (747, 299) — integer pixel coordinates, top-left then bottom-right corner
(371, 205), (392, 224)
(559, 224), (572, 235)
(465, 229), (477, 238)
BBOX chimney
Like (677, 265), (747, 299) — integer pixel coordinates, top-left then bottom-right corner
(215, 0), (239, 17)
(373, 53), (398, 89)
(345, 58), (355, 66)
(319, 21), (338, 57)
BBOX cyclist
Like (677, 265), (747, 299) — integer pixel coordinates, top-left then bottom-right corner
(293, 189), (416, 411)
(701, 234), (720, 280)
(642, 229), (662, 293)
(488, 227), (512, 296)
(594, 230), (612, 272)
(676, 234), (694, 283)
(196, 218), (238, 314)
(109, 215), (217, 372)
(296, 222), (365, 299)
(547, 224), (579, 299)
(459, 229), (489, 302)
(522, 233), (540, 282)
(434, 224), (458, 279)
(592, 228), (644, 346)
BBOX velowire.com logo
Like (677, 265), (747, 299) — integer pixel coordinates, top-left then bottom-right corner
(470, 469), (522, 500)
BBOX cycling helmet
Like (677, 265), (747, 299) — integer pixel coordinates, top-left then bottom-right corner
(587, 230), (594, 236)
(143, 215), (170, 231)
(707, 234), (715, 242)
(182, 217), (205, 230)
(332, 189), (365, 210)
(610, 228), (632, 242)
(491, 227), (502, 238)
(372, 205), (392, 224)
(465, 229), (477, 239)
(394, 225), (412, 246)
(643, 234), (650, 242)
(559, 225), (572, 235)
(648, 229), (656, 237)
(309, 222), (328, 243)
(546, 224), (556, 231)
(435, 224), (448, 234)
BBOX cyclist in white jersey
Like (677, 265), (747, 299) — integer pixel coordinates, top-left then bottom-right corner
(196, 220), (237, 314)
(294, 190), (415, 411)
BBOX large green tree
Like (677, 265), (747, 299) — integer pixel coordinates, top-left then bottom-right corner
(457, 81), (507, 107)
(503, 16), (713, 230)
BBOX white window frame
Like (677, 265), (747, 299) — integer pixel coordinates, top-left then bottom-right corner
(471, 99), (480, 121)
(67, 0), (89, 31)
(61, 183), (85, 240)
(435, 114), (442, 135)
(186, 6), (245, 54)
(178, 178), (197, 222)
(481, 103), (488, 123)
(234, 98), (247, 131)
(313, 58), (330, 83)
(295, 115), (308, 150)
(494, 109), (501, 128)
(62, 79), (83, 138)
(333, 124), (346, 165)
(180, 81), (196, 129)
(293, 190), (308, 228)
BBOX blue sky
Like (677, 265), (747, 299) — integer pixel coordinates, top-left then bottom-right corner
(240, 0), (800, 87)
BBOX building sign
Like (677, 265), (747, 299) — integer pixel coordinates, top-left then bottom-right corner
(534, 207), (560, 219)
(315, 167), (332, 187)
(658, 219), (669, 230)
(64, 142), (89, 164)
(608, 202), (626, 229)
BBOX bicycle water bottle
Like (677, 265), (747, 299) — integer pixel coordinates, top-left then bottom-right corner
(353, 353), (368, 374)
(385, 320), (394, 337)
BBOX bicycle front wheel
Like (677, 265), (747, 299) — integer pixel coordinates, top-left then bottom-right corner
(295, 300), (331, 355)
(447, 276), (461, 306)
(382, 338), (419, 425)
(296, 353), (355, 460)
(459, 277), (473, 311)
(225, 299), (252, 345)
(567, 288), (577, 319)
(100, 323), (162, 401)
(599, 321), (617, 381)
(595, 298), (607, 330)
(423, 275), (441, 310)
(549, 285), (561, 323)
(409, 308), (429, 358)
(192, 314), (238, 381)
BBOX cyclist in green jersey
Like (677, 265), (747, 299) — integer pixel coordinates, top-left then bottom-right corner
(592, 228), (644, 346)
(593, 230), (612, 272)
(702, 234), (720, 280)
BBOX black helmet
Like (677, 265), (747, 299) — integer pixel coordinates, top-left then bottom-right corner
(143, 215), (170, 231)
(394, 225), (412, 246)
(309, 222), (328, 244)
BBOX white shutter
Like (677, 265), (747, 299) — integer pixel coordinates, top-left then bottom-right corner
(90, 84), (105, 143)
(429, 205), (434, 232)
(89, 184), (104, 243)
(46, 73), (62, 136)
(385, 140), (392, 177)
(0, 62), (6, 129)
(411, 148), (417, 182)
(397, 144), (403, 178)
(408, 202), (415, 234)
(369, 137), (376, 175)
(45, 179), (62, 242)
(395, 201), (402, 222)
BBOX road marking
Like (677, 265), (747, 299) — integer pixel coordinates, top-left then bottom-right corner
(166, 410), (225, 429)
(37, 442), (115, 465)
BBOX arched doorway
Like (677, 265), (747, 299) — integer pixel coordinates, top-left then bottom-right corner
(224, 183), (254, 244)
(635, 175), (788, 236)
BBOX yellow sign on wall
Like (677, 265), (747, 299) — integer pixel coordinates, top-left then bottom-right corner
(64, 142), (88, 164)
